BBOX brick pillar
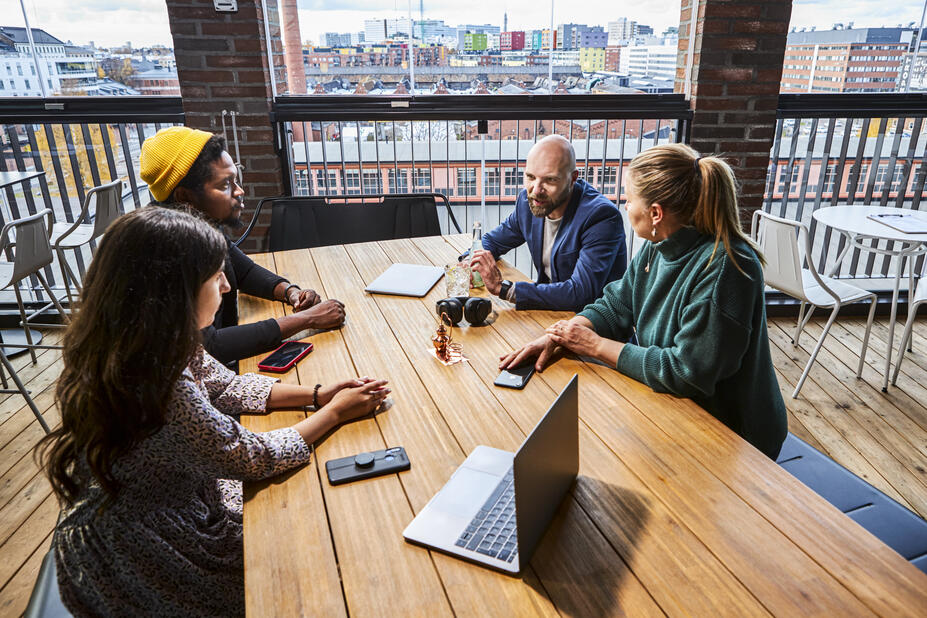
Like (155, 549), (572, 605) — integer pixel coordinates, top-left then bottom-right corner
(165, 0), (288, 252)
(675, 0), (793, 224)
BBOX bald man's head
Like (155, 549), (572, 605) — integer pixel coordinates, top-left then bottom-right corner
(533, 135), (577, 176)
(523, 135), (579, 218)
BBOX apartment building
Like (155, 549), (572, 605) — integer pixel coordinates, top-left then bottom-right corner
(780, 27), (911, 93)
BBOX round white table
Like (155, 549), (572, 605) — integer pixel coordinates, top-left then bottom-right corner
(812, 205), (927, 391)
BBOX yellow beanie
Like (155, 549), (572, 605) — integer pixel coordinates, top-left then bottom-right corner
(140, 126), (214, 202)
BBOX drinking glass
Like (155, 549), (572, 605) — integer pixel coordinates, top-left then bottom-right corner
(444, 264), (470, 297)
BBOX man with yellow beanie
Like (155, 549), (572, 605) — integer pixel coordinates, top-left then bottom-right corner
(140, 126), (345, 364)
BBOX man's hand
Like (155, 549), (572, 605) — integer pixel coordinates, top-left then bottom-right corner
(289, 288), (321, 311)
(470, 249), (503, 295)
(296, 299), (345, 330)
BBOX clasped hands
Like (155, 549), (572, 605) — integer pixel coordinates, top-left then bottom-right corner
(286, 287), (346, 330)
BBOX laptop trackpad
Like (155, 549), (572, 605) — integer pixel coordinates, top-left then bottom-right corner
(430, 467), (499, 516)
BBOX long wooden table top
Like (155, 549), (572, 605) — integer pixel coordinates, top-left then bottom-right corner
(239, 234), (926, 617)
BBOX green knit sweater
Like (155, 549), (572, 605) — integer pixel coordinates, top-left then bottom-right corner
(578, 226), (787, 459)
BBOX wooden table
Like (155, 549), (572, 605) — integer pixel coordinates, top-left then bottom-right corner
(240, 235), (926, 617)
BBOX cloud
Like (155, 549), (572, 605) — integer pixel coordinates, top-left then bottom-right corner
(790, 0), (924, 28)
(8, 0), (925, 50)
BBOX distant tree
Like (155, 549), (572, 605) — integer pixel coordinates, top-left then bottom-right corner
(101, 58), (136, 86)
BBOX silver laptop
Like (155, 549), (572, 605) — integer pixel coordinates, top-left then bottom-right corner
(403, 375), (579, 573)
(364, 263), (444, 297)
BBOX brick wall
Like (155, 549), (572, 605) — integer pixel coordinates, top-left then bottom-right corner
(675, 0), (793, 223)
(165, 0), (288, 252)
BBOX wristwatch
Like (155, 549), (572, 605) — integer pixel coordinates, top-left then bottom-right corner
(499, 280), (513, 300)
(283, 283), (301, 303)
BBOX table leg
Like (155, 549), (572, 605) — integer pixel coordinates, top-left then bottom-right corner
(826, 233), (854, 278)
(883, 254), (906, 392)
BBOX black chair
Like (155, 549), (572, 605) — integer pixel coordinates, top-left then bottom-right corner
(777, 433), (927, 573)
(24, 550), (71, 617)
(235, 193), (461, 251)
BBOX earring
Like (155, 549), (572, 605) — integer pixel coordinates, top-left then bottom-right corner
(651, 226), (656, 238)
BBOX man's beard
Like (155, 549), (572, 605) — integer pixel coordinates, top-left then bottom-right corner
(217, 202), (245, 230)
(527, 184), (572, 217)
(220, 212), (245, 230)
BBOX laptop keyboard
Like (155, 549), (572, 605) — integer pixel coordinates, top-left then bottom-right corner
(454, 468), (518, 563)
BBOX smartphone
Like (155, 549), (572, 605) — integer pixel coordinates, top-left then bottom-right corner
(325, 447), (411, 485)
(257, 341), (313, 373)
(494, 364), (536, 389)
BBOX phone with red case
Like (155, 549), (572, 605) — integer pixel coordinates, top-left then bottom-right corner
(257, 341), (313, 372)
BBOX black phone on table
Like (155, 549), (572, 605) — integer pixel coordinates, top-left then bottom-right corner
(325, 447), (411, 485)
(494, 364), (536, 389)
(257, 341), (313, 373)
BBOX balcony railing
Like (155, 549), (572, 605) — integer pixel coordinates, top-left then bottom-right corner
(765, 93), (927, 284)
(0, 96), (183, 305)
(3, 92), (926, 310)
(273, 93), (692, 273)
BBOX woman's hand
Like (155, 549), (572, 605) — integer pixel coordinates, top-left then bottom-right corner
(316, 377), (371, 407)
(499, 334), (560, 372)
(324, 379), (390, 424)
(546, 320), (603, 358)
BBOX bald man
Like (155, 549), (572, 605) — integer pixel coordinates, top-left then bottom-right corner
(470, 135), (627, 311)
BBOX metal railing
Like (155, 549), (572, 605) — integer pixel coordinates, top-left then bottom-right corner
(764, 93), (927, 284)
(0, 96), (183, 306)
(273, 93), (692, 273)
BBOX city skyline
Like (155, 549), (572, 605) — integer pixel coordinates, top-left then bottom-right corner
(8, 0), (926, 49)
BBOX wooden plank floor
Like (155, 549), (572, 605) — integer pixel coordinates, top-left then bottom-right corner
(0, 317), (925, 615)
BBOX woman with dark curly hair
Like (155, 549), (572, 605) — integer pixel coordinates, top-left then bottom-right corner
(38, 206), (389, 616)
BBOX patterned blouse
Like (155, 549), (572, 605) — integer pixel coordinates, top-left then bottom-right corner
(54, 348), (312, 617)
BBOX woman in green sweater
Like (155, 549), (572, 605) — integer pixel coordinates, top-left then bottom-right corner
(500, 144), (787, 459)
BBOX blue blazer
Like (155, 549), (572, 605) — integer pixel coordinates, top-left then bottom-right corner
(482, 179), (627, 311)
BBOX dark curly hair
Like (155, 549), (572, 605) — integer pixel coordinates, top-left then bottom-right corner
(37, 207), (228, 506)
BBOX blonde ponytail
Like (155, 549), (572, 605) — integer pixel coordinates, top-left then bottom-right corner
(628, 143), (764, 275)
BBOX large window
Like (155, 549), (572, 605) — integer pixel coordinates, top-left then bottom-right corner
(504, 167), (524, 196)
(484, 168), (500, 196)
(345, 170), (361, 195)
(413, 168), (431, 193)
(777, 165), (801, 194)
(389, 169), (408, 192)
(363, 170), (381, 193)
(457, 168), (476, 196)
(822, 164), (837, 194)
(602, 167), (618, 195)
(315, 169), (341, 194)
(846, 163), (870, 195)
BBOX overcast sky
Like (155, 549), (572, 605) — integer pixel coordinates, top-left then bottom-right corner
(10, 0), (927, 48)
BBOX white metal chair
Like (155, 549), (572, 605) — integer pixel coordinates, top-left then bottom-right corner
(48, 179), (123, 310)
(0, 209), (71, 364)
(0, 209), (69, 433)
(892, 254), (927, 385)
(0, 346), (50, 433)
(751, 210), (877, 398)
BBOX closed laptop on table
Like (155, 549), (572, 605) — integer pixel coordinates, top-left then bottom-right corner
(364, 263), (444, 297)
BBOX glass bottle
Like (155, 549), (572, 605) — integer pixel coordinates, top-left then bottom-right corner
(470, 221), (485, 288)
